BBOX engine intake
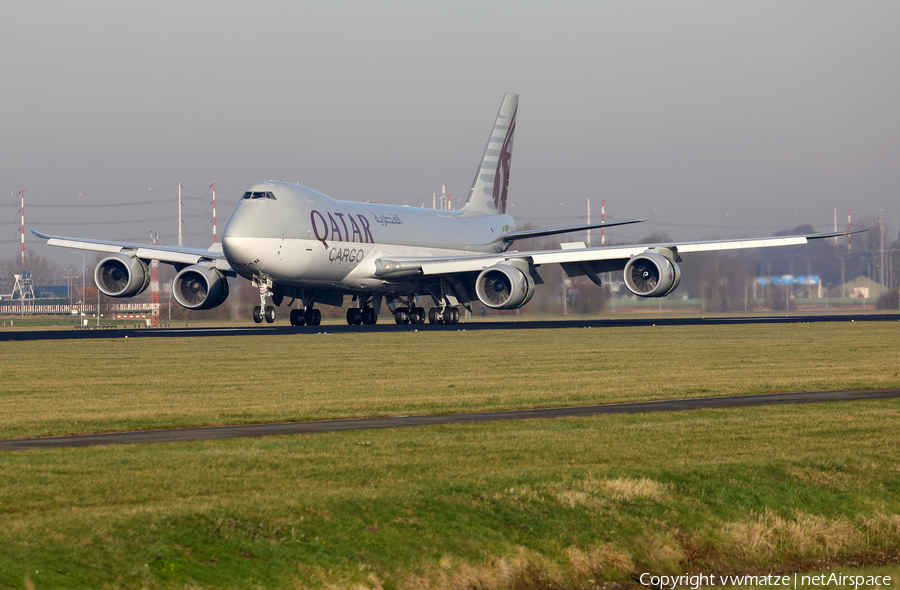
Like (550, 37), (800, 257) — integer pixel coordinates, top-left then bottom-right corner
(475, 263), (535, 309)
(94, 253), (150, 298)
(173, 265), (229, 310)
(623, 250), (681, 297)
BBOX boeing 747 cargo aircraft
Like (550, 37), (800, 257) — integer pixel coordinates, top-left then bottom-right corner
(35, 94), (857, 326)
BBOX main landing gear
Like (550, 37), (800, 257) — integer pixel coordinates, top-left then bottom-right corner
(394, 306), (426, 325)
(289, 307), (321, 326)
(347, 307), (378, 326)
(428, 306), (459, 324)
(347, 307), (378, 325)
(346, 294), (379, 325)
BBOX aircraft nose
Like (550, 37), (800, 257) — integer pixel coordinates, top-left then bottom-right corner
(222, 233), (252, 265)
(222, 210), (255, 265)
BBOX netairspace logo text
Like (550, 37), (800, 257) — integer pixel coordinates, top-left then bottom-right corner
(639, 572), (892, 589)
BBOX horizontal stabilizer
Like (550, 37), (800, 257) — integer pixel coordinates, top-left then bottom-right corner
(501, 219), (644, 242)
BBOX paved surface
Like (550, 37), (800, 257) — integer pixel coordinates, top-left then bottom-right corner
(0, 313), (897, 341)
(2, 388), (897, 451)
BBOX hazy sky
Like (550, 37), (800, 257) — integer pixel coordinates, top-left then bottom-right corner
(2, 1), (898, 263)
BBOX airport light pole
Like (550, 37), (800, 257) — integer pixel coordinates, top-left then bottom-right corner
(64, 268), (76, 308)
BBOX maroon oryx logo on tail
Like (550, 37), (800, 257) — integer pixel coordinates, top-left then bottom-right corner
(493, 106), (516, 214)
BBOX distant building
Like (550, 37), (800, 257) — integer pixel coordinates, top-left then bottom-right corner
(754, 275), (822, 299)
(828, 275), (883, 299)
(35, 286), (69, 299)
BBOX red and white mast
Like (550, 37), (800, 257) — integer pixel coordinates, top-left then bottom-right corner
(212, 182), (217, 243)
(601, 198), (606, 246)
(20, 189), (25, 264)
(150, 232), (160, 327)
(847, 208), (852, 251)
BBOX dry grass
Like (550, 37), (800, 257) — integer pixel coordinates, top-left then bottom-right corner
(722, 511), (900, 563)
(600, 477), (667, 501)
(0, 323), (898, 438)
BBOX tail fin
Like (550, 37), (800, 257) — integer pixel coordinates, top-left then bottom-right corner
(462, 93), (518, 215)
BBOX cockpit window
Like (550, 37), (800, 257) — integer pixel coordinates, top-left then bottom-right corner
(241, 191), (276, 200)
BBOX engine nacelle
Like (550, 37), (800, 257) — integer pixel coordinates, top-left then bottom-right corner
(623, 250), (681, 297)
(475, 263), (535, 309)
(94, 253), (150, 298)
(173, 265), (230, 310)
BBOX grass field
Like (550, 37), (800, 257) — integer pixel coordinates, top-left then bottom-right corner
(2, 402), (900, 589)
(0, 323), (898, 439)
(1, 322), (899, 589)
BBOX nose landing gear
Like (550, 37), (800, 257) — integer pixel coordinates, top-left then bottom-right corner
(251, 274), (277, 324)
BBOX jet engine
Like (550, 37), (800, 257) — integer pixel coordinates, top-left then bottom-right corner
(173, 265), (230, 310)
(475, 263), (535, 309)
(623, 250), (681, 297)
(94, 253), (150, 298)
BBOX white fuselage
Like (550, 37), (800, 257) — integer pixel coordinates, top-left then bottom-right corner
(221, 181), (515, 294)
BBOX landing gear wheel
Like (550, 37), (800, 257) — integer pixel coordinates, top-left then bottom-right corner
(411, 307), (426, 324)
(253, 306), (263, 323)
(442, 307), (459, 324)
(305, 308), (322, 326)
(290, 309), (305, 326)
(347, 308), (362, 325)
(265, 306), (276, 323)
(362, 308), (377, 325)
(428, 308), (442, 324)
(394, 307), (409, 325)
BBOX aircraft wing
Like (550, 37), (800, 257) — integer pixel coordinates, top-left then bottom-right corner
(32, 230), (232, 270)
(373, 230), (863, 279)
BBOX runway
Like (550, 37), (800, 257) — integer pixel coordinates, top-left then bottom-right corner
(0, 312), (897, 341)
(2, 388), (897, 451)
